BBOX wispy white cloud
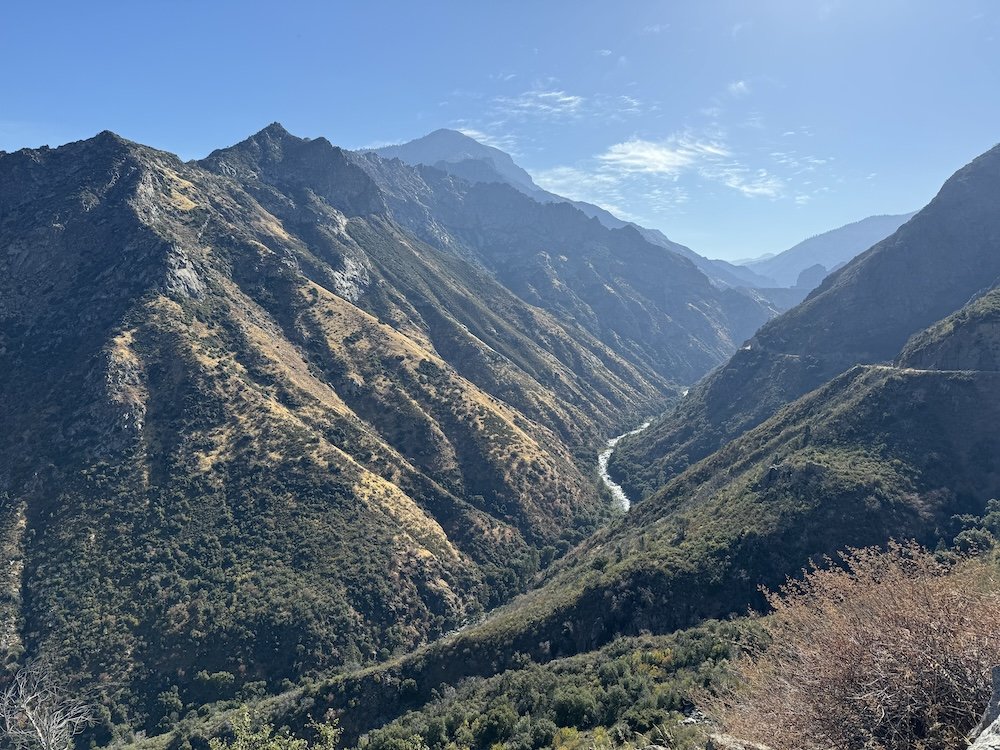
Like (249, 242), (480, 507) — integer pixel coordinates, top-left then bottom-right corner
(533, 121), (838, 213)
(597, 49), (613, 56)
(616, 95), (643, 115)
(731, 21), (751, 37)
(502, 76), (840, 221)
(701, 163), (785, 198)
(728, 80), (751, 97)
(642, 23), (668, 34)
(535, 163), (693, 221)
(598, 135), (730, 175)
(768, 150), (832, 174)
(494, 89), (585, 119)
(456, 127), (520, 153)
(533, 165), (632, 216)
(474, 86), (649, 132)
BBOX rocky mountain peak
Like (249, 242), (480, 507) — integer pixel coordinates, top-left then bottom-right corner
(200, 123), (387, 216)
(375, 128), (538, 194)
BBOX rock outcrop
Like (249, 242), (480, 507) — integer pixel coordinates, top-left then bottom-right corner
(705, 734), (774, 750)
(969, 667), (1000, 749)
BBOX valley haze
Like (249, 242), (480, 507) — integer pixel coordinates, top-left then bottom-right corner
(3, 4), (1000, 750)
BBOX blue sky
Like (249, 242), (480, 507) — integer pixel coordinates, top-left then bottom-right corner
(2, 1), (998, 260)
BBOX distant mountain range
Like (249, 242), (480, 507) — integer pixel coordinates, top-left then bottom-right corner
(611, 141), (1000, 499)
(374, 129), (775, 293)
(374, 129), (912, 302)
(742, 212), (917, 287)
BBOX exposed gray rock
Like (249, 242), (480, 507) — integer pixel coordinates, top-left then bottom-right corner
(969, 667), (1000, 749)
(705, 734), (774, 750)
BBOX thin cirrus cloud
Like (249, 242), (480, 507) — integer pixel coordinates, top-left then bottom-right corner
(702, 163), (785, 198)
(534, 161), (690, 221)
(450, 86), (650, 165)
(532, 165), (633, 218)
(456, 127), (520, 153)
(493, 89), (585, 119)
(465, 83), (648, 133)
(533, 127), (828, 222)
(595, 134), (787, 201)
(474, 76), (834, 220)
(597, 136), (731, 176)
(532, 135), (724, 218)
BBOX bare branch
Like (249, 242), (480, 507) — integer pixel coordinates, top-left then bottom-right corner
(0, 660), (96, 750)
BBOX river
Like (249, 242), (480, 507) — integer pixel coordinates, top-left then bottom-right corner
(597, 420), (651, 511)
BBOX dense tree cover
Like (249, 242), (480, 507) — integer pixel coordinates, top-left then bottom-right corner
(1, 128), (674, 742)
(207, 711), (340, 750)
(355, 624), (739, 750)
(144, 622), (742, 750)
(126, 363), (1000, 750)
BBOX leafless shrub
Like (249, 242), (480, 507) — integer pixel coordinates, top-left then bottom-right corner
(0, 660), (96, 750)
(712, 542), (1000, 750)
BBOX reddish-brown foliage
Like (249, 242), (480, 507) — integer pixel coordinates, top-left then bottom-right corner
(713, 543), (1000, 750)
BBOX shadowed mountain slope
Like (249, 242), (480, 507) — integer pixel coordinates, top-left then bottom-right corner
(350, 150), (776, 384)
(0, 122), (783, 739)
(374, 129), (776, 293)
(0, 126), (684, 736)
(611, 142), (1000, 500)
(899, 285), (1000, 370)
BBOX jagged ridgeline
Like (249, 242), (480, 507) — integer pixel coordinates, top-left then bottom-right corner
(0, 125), (769, 735)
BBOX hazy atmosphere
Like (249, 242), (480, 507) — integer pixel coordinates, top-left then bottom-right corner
(3, 1), (998, 258)
(5, 4), (1000, 750)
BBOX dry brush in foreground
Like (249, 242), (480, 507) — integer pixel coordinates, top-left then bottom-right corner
(713, 543), (1000, 750)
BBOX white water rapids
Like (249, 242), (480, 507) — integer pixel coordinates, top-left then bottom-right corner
(597, 420), (651, 511)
